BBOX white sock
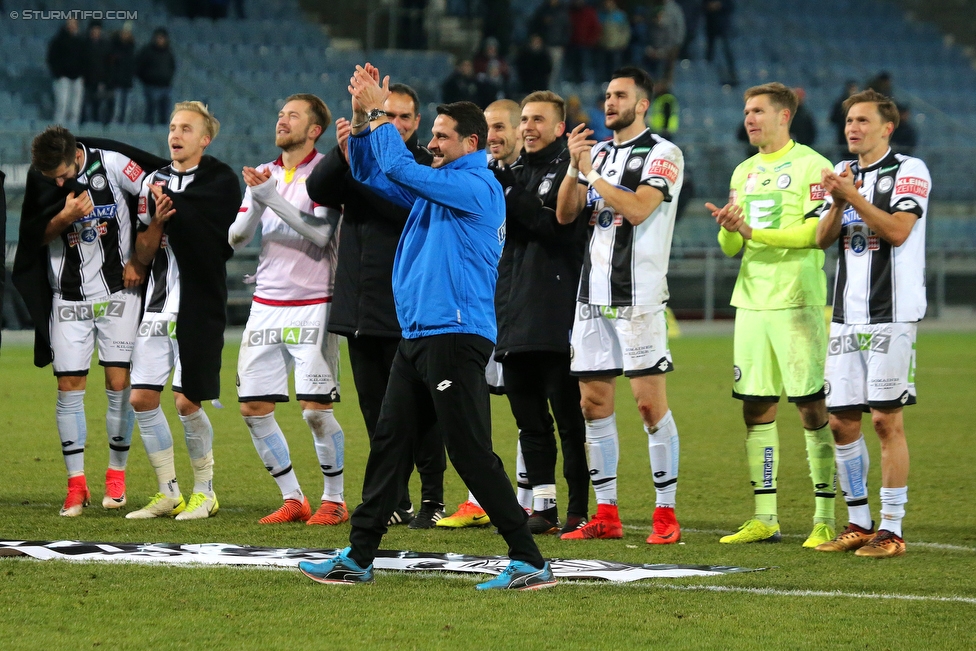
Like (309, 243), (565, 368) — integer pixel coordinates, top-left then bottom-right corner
(135, 407), (179, 498)
(835, 435), (872, 529)
(467, 491), (481, 508)
(515, 438), (532, 511)
(244, 412), (302, 501)
(105, 387), (134, 471)
(533, 484), (557, 513)
(645, 410), (679, 508)
(586, 414), (618, 505)
(56, 390), (87, 477)
(180, 409), (214, 496)
(305, 409), (344, 503)
(880, 486), (907, 537)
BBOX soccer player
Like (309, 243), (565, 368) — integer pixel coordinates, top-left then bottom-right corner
(227, 94), (346, 526)
(706, 82), (836, 547)
(491, 93), (590, 535)
(306, 83), (447, 530)
(299, 64), (553, 590)
(555, 67), (684, 544)
(438, 98), (525, 529)
(126, 101), (241, 520)
(17, 126), (149, 516)
(814, 90), (930, 558)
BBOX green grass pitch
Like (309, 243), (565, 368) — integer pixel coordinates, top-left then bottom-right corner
(1, 331), (975, 650)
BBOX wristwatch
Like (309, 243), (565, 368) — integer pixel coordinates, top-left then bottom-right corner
(353, 108), (386, 129)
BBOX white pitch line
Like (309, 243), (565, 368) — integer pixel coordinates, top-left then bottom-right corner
(651, 583), (976, 605)
(622, 525), (976, 552)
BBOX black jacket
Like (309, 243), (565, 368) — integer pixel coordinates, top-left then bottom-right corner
(46, 26), (86, 79)
(107, 34), (136, 89)
(491, 138), (587, 358)
(306, 132), (433, 339)
(135, 43), (175, 88)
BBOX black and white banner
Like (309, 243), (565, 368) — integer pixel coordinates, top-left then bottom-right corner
(0, 539), (763, 582)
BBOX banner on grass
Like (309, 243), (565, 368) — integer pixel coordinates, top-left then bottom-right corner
(0, 539), (763, 582)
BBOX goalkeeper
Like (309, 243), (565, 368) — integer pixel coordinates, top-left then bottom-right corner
(705, 83), (836, 548)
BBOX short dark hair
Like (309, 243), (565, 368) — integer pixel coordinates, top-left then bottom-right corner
(610, 66), (655, 101)
(435, 101), (488, 150)
(389, 83), (421, 117)
(31, 125), (77, 173)
(284, 93), (332, 141)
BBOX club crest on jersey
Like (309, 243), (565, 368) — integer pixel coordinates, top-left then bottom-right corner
(777, 174), (791, 189)
(67, 221), (108, 246)
(877, 176), (894, 193)
(89, 174), (107, 191)
(537, 178), (553, 195)
(895, 177), (929, 198)
(627, 156), (644, 171)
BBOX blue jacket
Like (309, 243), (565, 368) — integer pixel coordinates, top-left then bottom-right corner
(349, 123), (505, 342)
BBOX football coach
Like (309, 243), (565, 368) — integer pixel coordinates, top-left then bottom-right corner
(299, 64), (554, 590)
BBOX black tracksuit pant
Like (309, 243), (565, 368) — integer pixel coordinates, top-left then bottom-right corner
(346, 334), (445, 508)
(349, 333), (544, 569)
(501, 351), (590, 517)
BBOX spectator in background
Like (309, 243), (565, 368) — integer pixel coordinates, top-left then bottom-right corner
(442, 59), (480, 105)
(598, 0), (631, 79)
(47, 18), (85, 125)
(645, 0), (686, 87)
(565, 94), (589, 130)
(865, 71), (893, 98)
(566, 0), (601, 83)
(829, 79), (858, 149)
(704, 0), (738, 86)
(649, 81), (679, 141)
(891, 104), (918, 156)
(790, 87), (817, 147)
(476, 61), (508, 108)
(584, 95), (613, 140)
(398, 0), (429, 50)
(530, 0), (572, 87)
(136, 28), (176, 126)
(677, 0), (702, 59)
(474, 37), (510, 84)
(515, 35), (554, 95)
(82, 21), (112, 125)
(480, 0), (514, 56)
(108, 23), (136, 124)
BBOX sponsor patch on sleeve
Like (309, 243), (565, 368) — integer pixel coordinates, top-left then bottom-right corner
(647, 159), (679, 184)
(894, 176), (929, 198)
(123, 160), (143, 182)
(809, 183), (825, 201)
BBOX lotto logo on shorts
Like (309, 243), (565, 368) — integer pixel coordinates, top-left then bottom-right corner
(246, 327), (319, 347)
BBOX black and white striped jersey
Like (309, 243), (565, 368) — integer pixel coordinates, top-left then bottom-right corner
(577, 129), (683, 306)
(137, 164), (198, 314)
(47, 146), (146, 301)
(821, 149), (929, 324)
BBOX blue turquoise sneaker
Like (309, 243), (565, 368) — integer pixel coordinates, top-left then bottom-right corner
(475, 560), (557, 591)
(299, 547), (374, 584)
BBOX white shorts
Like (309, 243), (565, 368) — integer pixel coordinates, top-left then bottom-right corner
(570, 303), (673, 377)
(825, 322), (917, 412)
(236, 301), (340, 403)
(486, 351), (504, 395)
(49, 289), (141, 376)
(130, 312), (183, 392)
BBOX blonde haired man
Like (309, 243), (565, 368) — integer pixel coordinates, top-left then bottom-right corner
(127, 101), (242, 520)
(706, 82), (835, 547)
